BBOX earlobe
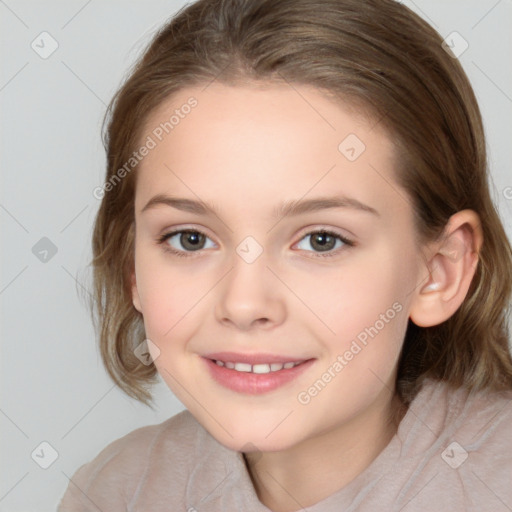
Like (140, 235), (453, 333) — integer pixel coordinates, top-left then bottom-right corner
(409, 209), (483, 328)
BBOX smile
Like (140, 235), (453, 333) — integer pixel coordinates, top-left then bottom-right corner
(213, 360), (304, 373)
(202, 353), (315, 394)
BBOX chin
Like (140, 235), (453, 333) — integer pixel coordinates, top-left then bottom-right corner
(203, 421), (302, 453)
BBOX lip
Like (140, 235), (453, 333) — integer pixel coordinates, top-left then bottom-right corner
(202, 351), (311, 365)
(201, 353), (316, 394)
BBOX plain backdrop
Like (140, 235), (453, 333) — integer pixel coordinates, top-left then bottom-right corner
(1, 1), (511, 510)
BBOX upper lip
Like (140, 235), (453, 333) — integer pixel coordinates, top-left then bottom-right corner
(202, 352), (313, 365)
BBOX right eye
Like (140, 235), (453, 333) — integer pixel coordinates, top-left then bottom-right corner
(157, 229), (216, 257)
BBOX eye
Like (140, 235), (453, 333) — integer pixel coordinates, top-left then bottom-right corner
(157, 227), (355, 259)
(294, 229), (354, 258)
(157, 229), (216, 257)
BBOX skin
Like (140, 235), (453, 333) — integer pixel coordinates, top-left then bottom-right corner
(130, 82), (482, 511)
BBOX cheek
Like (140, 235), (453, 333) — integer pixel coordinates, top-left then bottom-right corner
(309, 249), (410, 341)
(302, 247), (414, 392)
(134, 248), (200, 340)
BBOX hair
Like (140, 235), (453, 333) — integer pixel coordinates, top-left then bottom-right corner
(86, 0), (512, 416)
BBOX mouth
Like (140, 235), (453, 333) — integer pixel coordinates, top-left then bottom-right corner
(201, 352), (315, 394)
(211, 359), (305, 374)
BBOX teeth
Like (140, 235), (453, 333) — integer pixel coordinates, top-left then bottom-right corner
(215, 360), (303, 373)
(253, 364), (271, 374)
(234, 363), (252, 372)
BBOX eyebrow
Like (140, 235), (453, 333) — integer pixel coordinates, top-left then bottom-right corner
(141, 194), (380, 218)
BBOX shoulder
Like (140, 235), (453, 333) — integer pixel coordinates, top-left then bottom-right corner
(449, 382), (512, 460)
(58, 409), (202, 511)
(75, 408), (202, 480)
(393, 378), (512, 510)
(403, 377), (512, 438)
(406, 378), (512, 451)
(436, 379), (512, 446)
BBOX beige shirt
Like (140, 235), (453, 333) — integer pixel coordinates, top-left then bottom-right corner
(58, 377), (512, 511)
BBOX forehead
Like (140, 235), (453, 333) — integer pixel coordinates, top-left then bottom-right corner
(134, 82), (404, 218)
(142, 81), (381, 147)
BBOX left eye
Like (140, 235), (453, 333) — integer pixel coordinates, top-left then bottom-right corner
(295, 230), (353, 256)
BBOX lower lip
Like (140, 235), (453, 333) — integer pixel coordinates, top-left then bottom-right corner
(203, 357), (315, 394)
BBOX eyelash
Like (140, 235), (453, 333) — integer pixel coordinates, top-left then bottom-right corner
(156, 228), (355, 259)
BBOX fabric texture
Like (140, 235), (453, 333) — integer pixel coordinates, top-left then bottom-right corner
(57, 377), (512, 511)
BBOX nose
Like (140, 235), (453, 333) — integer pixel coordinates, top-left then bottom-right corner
(214, 250), (286, 332)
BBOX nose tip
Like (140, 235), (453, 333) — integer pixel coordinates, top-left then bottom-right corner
(213, 244), (288, 331)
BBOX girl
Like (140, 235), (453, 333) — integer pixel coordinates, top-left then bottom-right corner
(58, 0), (512, 510)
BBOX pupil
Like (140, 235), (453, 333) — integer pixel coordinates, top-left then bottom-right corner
(182, 231), (203, 250)
(313, 232), (334, 251)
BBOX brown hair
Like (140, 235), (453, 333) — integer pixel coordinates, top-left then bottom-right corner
(86, 0), (512, 411)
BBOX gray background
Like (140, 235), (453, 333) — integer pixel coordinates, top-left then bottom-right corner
(1, 1), (511, 510)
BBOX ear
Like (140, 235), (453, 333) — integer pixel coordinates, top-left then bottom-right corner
(131, 270), (143, 313)
(409, 209), (483, 328)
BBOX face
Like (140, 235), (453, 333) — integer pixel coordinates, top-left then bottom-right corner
(131, 82), (426, 452)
